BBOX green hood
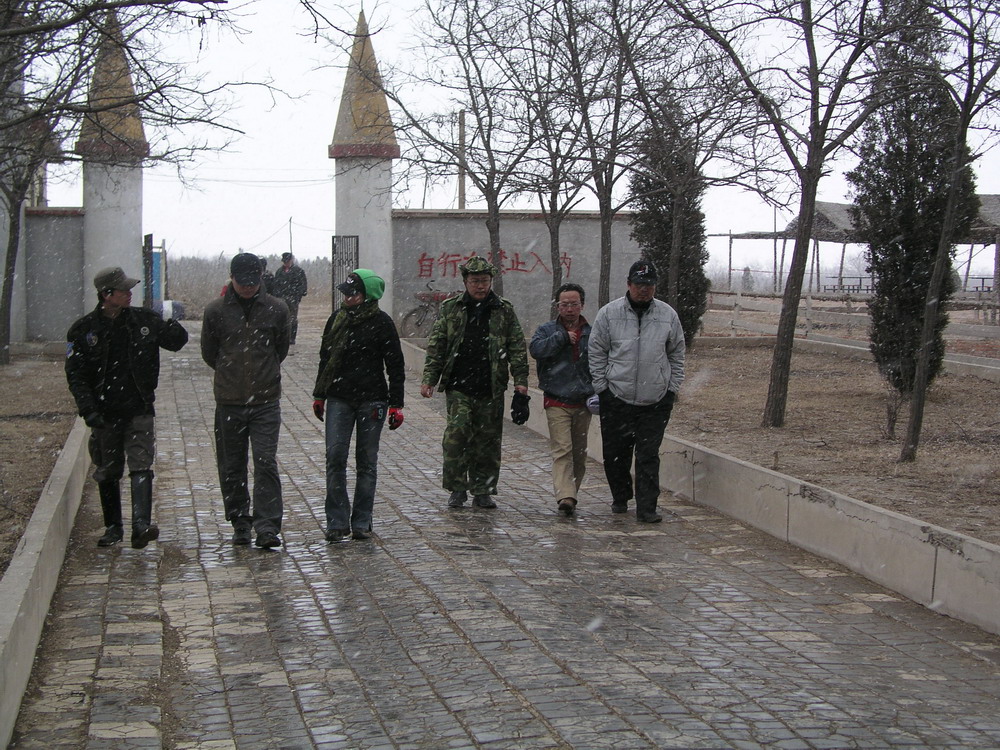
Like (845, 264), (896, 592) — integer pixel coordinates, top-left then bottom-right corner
(353, 268), (385, 301)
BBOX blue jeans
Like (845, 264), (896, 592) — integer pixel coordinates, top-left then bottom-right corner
(324, 398), (386, 533)
(214, 401), (283, 534)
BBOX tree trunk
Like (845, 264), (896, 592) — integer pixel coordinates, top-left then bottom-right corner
(0, 196), (24, 366)
(899, 159), (964, 461)
(667, 192), (684, 308)
(546, 208), (563, 320)
(485, 206), (504, 296)
(762, 168), (821, 427)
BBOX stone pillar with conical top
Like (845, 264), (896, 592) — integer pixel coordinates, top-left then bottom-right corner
(74, 13), (148, 311)
(330, 10), (400, 317)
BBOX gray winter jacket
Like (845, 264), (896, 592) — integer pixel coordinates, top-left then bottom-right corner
(589, 296), (685, 406)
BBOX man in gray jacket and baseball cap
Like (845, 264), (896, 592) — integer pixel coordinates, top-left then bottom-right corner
(589, 260), (685, 522)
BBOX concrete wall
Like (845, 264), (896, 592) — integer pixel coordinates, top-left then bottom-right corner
(24, 208), (86, 341)
(391, 209), (641, 337)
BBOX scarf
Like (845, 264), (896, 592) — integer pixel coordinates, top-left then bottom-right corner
(314, 298), (381, 396)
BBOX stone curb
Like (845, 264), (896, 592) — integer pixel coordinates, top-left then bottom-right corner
(0, 417), (89, 747)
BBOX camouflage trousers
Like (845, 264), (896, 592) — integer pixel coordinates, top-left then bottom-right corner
(442, 390), (504, 495)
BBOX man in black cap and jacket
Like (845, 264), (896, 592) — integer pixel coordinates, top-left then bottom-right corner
(202, 252), (290, 548)
(271, 252), (307, 346)
(66, 266), (189, 548)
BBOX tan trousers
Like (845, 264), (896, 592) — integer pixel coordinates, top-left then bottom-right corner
(545, 405), (592, 502)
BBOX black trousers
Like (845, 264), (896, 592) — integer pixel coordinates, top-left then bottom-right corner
(598, 391), (674, 512)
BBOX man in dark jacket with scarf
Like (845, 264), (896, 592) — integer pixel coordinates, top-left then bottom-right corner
(66, 266), (189, 548)
(420, 256), (529, 509)
(312, 268), (404, 541)
(202, 253), (290, 549)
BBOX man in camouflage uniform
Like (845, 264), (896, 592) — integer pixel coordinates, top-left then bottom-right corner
(420, 256), (529, 508)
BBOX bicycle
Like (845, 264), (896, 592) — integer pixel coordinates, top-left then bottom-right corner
(399, 283), (460, 338)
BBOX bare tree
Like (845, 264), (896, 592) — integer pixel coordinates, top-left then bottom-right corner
(610, 7), (781, 308)
(666, 0), (917, 427)
(0, 1), (249, 364)
(373, 0), (537, 295)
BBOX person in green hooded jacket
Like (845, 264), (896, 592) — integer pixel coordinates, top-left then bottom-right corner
(313, 269), (405, 541)
(420, 256), (529, 509)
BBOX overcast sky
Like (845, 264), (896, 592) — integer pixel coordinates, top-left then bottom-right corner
(45, 0), (1000, 277)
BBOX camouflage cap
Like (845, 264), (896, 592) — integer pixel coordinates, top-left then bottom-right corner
(459, 256), (497, 277)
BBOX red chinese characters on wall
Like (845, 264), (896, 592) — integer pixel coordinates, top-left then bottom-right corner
(417, 251), (573, 279)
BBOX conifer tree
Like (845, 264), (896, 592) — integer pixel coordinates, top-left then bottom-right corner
(629, 130), (710, 346)
(846, 4), (978, 436)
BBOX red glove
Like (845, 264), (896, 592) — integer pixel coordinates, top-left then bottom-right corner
(312, 399), (325, 421)
(388, 407), (404, 430)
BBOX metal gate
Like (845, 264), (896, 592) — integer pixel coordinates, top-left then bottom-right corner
(331, 235), (359, 309)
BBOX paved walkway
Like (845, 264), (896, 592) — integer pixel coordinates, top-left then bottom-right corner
(10, 318), (1000, 749)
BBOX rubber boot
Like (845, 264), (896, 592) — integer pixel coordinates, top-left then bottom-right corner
(130, 471), (159, 549)
(97, 480), (124, 547)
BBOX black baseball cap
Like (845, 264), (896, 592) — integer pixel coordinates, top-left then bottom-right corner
(230, 253), (263, 286)
(628, 260), (658, 284)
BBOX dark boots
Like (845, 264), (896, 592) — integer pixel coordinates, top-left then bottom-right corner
(97, 480), (124, 547)
(130, 471), (160, 549)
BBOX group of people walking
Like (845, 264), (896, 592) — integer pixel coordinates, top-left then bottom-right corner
(65, 252), (685, 550)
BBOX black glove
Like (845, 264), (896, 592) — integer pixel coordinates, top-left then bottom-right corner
(511, 392), (530, 425)
(84, 411), (105, 429)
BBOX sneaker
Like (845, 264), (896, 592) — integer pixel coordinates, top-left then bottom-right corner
(351, 528), (372, 540)
(325, 528), (349, 542)
(232, 525), (252, 545)
(447, 490), (468, 508)
(472, 494), (497, 509)
(611, 502), (628, 514)
(97, 524), (124, 547)
(255, 531), (282, 548)
(636, 511), (663, 524)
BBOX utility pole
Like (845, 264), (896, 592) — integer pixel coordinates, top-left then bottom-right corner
(458, 110), (466, 209)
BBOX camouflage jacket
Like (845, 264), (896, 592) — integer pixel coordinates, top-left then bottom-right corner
(421, 291), (528, 399)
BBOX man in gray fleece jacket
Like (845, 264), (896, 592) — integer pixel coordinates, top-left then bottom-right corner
(589, 260), (685, 523)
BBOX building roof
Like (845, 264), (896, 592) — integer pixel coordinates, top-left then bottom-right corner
(74, 13), (149, 161)
(731, 197), (1000, 245)
(329, 10), (400, 160)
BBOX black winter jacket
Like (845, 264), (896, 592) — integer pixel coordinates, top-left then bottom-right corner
(65, 305), (189, 419)
(313, 307), (405, 407)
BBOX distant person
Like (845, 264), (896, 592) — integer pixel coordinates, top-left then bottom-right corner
(420, 256), (529, 509)
(201, 252), (290, 548)
(65, 266), (189, 548)
(272, 252), (307, 346)
(312, 269), (405, 541)
(260, 256), (275, 294)
(589, 260), (685, 523)
(529, 283), (594, 516)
